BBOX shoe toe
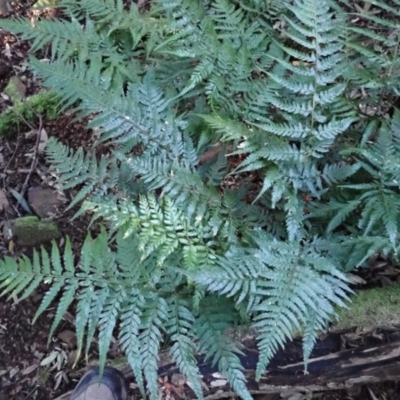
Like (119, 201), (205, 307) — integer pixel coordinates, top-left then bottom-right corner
(70, 367), (128, 400)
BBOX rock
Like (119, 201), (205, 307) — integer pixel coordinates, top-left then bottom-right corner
(4, 76), (26, 103)
(57, 330), (77, 348)
(2, 216), (61, 246)
(0, 0), (11, 17)
(28, 187), (66, 218)
(171, 373), (186, 386)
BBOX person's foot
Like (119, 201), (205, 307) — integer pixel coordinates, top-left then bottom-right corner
(70, 366), (128, 400)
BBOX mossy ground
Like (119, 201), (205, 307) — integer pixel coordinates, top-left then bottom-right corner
(0, 91), (62, 137)
(335, 284), (400, 330)
(7, 216), (61, 246)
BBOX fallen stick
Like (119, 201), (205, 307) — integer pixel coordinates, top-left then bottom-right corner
(53, 338), (400, 399)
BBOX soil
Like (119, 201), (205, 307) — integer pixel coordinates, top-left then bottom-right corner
(1, 1), (400, 400)
(0, 2), (106, 398)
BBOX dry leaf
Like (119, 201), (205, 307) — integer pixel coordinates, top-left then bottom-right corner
(346, 273), (366, 285)
(210, 379), (227, 388)
(54, 371), (64, 390)
(9, 366), (20, 378)
(40, 350), (59, 366)
(2, 42), (12, 59)
(51, 350), (67, 371)
(22, 363), (39, 375)
(170, 384), (186, 398)
(11, 385), (23, 395)
(37, 128), (49, 154)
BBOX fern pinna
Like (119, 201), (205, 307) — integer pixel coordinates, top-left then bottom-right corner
(1, 0), (400, 399)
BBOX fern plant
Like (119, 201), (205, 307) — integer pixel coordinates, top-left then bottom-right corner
(339, 0), (400, 102)
(1, 0), (400, 399)
(310, 111), (400, 269)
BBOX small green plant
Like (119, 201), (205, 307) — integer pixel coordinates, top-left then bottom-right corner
(0, 0), (400, 399)
(0, 91), (62, 137)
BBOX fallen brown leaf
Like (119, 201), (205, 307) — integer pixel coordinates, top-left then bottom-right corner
(22, 363), (39, 375)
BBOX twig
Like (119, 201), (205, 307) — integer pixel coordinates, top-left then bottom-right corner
(9, 100), (44, 203)
(52, 390), (72, 400)
(22, 384), (39, 400)
(19, 113), (43, 200)
(1, 130), (22, 193)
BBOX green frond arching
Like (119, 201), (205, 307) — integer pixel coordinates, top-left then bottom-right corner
(193, 297), (253, 400)
(302, 308), (329, 371)
(0, 228), (199, 397)
(45, 139), (119, 210)
(191, 232), (351, 377)
(139, 295), (169, 400)
(31, 60), (171, 145)
(311, 111), (400, 253)
(0, 18), (99, 61)
(60, 0), (158, 35)
(0, 238), (78, 331)
(0, 16), (141, 88)
(251, 233), (350, 378)
(166, 297), (203, 400)
(340, 0), (400, 99)
(194, 0), (358, 244)
(119, 289), (145, 396)
(83, 194), (220, 270)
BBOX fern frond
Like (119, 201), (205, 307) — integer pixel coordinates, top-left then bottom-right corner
(46, 139), (117, 209)
(48, 279), (79, 343)
(0, 239), (78, 335)
(302, 308), (329, 372)
(29, 59), (173, 147)
(192, 231), (350, 378)
(167, 297), (203, 399)
(99, 287), (125, 372)
(119, 290), (145, 396)
(250, 232), (350, 379)
(194, 297), (252, 400)
(139, 295), (169, 399)
(0, 18), (99, 61)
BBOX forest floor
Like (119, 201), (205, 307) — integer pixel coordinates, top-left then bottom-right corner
(1, 1), (400, 400)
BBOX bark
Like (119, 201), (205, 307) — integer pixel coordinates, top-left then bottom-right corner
(53, 337), (400, 400)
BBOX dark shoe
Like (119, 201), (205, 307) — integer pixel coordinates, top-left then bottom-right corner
(70, 366), (128, 400)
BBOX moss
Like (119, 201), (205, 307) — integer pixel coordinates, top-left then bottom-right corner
(37, 367), (51, 385)
(4, 77), (26, 103)
(0, 91), (62, 138)
(335, 284), (400, 330)
(7, 216), (61, 246)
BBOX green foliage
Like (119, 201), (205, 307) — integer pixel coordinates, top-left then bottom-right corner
(340, 0), (400, 100)
(0, 91), (62, 137)
(1, 0), (400, 399)
(311, 111), (400, 268)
